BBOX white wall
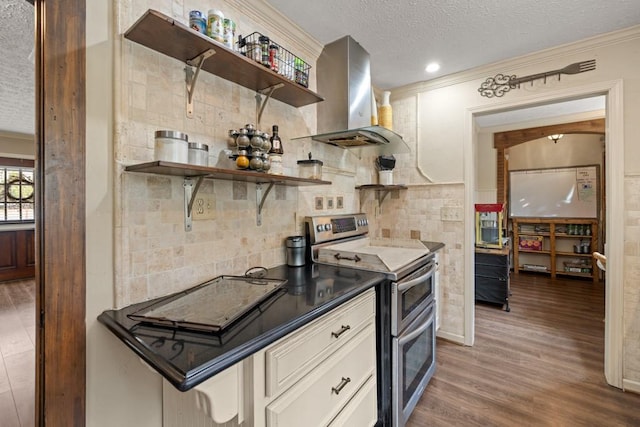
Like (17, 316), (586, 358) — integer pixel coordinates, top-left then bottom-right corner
(508, 134), (603, 171)
(401, 26), (640, 388)
(85, 2), (163, 426)
(0, 131), (34, 158)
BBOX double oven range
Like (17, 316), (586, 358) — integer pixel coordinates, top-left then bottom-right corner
(305, 213), (437, 427)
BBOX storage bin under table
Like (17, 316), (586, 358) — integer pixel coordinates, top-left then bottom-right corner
(475, 245), (511, 312)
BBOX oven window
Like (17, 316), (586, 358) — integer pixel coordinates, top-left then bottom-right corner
(402, 318), (434, 403)
(401, 277), (433, 319)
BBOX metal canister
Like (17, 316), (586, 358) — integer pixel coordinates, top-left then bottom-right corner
(154, 130), (189, 163)
(188, 142), (209, 166)
(189, 10), (206, 34)
(286, 236), (306, 267)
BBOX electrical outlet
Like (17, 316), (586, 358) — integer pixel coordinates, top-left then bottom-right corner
(327, 197), (334, 209)
(192, 196), (215, 220)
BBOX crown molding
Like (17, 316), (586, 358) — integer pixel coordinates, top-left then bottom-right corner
(0, 131), (35, 141)
(392, 24), (640, 100)
(225, 0), (323, 63)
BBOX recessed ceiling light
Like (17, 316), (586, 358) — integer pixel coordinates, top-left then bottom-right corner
(425, 63), (440, 73)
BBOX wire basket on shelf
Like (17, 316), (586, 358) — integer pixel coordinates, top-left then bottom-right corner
(237, 32), (311, 88)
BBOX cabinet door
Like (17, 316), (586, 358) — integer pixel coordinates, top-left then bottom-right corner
(266, 324), (376, 427)
(265, 289), (375, 398)
(328, 375), (377, 427)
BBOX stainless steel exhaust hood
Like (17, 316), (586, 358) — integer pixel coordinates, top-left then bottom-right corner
(294, 36), (409, 155)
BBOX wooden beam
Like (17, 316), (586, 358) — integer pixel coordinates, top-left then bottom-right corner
(35, 0), (86, 424)
(494, 119), (605, 150)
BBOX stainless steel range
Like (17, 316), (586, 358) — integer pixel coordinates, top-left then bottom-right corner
(305, 213), (436, 427)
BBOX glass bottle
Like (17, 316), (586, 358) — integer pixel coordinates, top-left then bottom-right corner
(268, 125), (284, 175)
(259, 35), (270, 67)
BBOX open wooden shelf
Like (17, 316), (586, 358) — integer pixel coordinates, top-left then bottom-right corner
(512, 217), (598, 281)
(356, 184), (407, 208)
(125, 161), (331, 186)
(355, 184), (408, 191)
(124, 9), (323, 108)
(125, 161), (331, 229)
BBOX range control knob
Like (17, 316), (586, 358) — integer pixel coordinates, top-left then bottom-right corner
(324, 224), (332, 231)
(316, 224), (324, 232)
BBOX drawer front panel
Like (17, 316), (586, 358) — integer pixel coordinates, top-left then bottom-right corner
(328, 375), (377, 427)
(475, 263), (509, 280)
(475, 276), (509, 303)
(265, 289), (375, 397)
(266, 324), (376, 427)
(475, 252), (509, 267)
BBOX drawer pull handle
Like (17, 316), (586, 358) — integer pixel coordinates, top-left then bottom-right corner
(331, 325), (351, 338)
(331, 377), (351, 395)
(334, 253), (361, 262)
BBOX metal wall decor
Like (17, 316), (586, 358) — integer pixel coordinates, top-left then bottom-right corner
(478, 59), (596, 98)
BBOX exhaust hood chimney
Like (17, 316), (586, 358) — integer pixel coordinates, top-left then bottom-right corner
(294, 36), (409, 155)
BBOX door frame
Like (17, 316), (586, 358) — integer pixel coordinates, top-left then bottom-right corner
(35, 0), (87, 424)
(463, 80), (624, 388)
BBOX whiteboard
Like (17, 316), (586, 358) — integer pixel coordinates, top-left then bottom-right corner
(509, 166), (598, 218)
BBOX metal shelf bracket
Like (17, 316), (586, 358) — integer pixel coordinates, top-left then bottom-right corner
(183, 176), (205, 231)
(185, 49), (216, 118)
(255, 182), (275, 226)
(255, 83), (285, 128)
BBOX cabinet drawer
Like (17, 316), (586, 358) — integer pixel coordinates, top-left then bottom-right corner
(475, 275), (509, 303)
(328, 374), (377, 427)
(475, 263), (508, 280)
(266, 324), (376, 427)
(265, 289), (375, 398)
(475, 252), (509, 267)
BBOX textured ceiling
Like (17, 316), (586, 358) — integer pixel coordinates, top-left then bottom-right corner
(268, 0), (640, 89)
(0, 0), (34, 135)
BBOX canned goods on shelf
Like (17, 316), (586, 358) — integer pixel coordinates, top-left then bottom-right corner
(223, 18), (236, 49)
(189, 10), (206, 34)
(207, 9), (225, 43)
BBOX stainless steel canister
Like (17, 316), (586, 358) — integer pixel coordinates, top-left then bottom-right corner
(286, 236), (306, 267)
(188, 142), (209, 166)
(154, 130), (188, 163)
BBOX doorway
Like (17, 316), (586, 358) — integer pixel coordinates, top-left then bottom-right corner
(464, 82), (625, 388)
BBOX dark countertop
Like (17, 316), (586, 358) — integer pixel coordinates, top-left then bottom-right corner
(98, 263), (386, 391)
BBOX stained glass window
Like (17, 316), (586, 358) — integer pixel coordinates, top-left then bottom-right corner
(0, 167), (35, 222)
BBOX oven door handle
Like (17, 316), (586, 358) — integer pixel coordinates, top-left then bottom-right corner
(397, 308), (434, 346)
(396, 262), (435, 292)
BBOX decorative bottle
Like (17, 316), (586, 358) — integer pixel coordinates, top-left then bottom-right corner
(268, 125), (284, 175)
(378, 90), (393, 130)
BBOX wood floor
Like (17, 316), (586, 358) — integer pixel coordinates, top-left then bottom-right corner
(409, 273), (640, 427)
(0, 279), (35, 427)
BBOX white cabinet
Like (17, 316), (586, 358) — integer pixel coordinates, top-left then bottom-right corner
(162, 289), (377, 427)
(264, 289), (375, 398)
(265, 323), (376, 426)
(163, 361), (246, 426)
(253, 288), (377, 427)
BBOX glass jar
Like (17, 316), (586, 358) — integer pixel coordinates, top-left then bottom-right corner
(259, 36), (270, 67)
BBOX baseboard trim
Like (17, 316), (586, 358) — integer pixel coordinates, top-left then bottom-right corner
(623, 378), (640, 394)
(436, 330), (465, 345)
